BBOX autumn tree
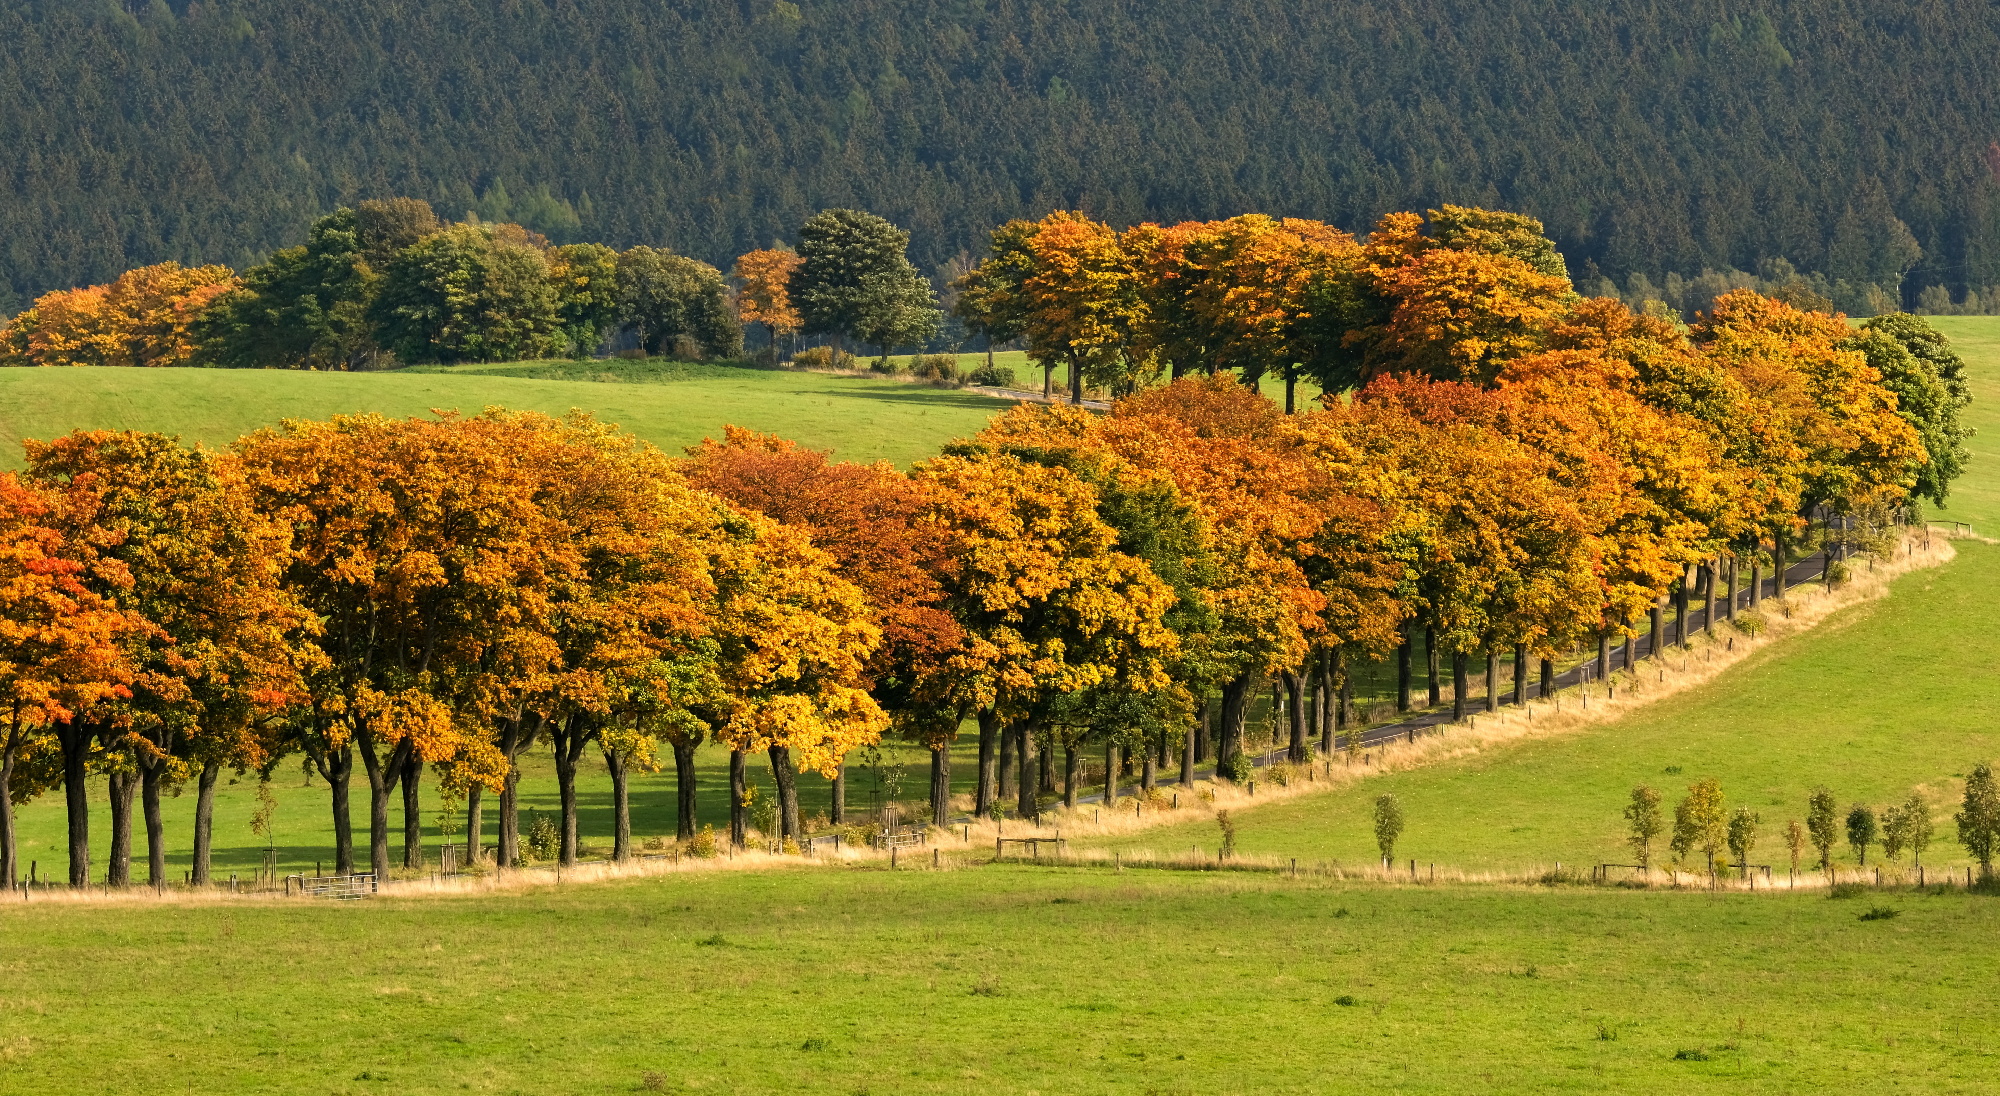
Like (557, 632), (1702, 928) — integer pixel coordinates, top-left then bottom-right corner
(2, 262), (238, 369)
(548, 243), (623, 358)
(683, 428), (962, 825)
(1306, 206), (1575, 391)
(235, 412), (562, 879)
(913, 450), (1175, 821)
(0, 474), (139, 887)
(732, 248), (804, 359)
(23, 431), (301, 888)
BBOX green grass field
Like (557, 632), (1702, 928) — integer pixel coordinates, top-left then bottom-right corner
(2, 322), (1998, 1095)
(3, 868), (1996, 1095)
(0, 357), (1011, 471)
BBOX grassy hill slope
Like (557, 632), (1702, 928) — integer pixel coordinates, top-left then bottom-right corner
(0, 359), (1011, 471)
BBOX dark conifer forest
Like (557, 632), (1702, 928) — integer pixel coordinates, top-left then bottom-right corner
(4, 0), (1999, 313)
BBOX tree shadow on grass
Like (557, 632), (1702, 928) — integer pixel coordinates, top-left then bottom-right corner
(815, 388), (1014, 410)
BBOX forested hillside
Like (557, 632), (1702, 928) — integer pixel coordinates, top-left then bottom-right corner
(4, 0), (1999, 314)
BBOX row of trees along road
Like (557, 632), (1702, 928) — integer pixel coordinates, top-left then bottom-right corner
(0, 201), (943, 370)
(0, 206), (1976, 887)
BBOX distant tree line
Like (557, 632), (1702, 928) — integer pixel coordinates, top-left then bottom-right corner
(5, 1), (2000, 318)
(0, 201), (945, 369)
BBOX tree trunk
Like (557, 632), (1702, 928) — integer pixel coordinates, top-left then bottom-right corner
(359, 736), (408, 882)
(1069, 357), (1083, 404)
(308, 748), (352, 878)
(0, 737), (18, 888)
(1104, 739), (1120, 806)
(57, 721), (92, 887)
(1042, 359), (1053, 399)
(1596, 633), (1611, 683)
(1485, 649), (1499, 713)
(1195, 700), (1209, 763)
(1180, 719), (1195, 787)
(1397, 625), (1413, 712)
(550, 715), (590, 867)
(1750, 560), (1763, 608)
(106, 768), (135, 887)
(1066, 744), (1081, 809)
(1673, 568), (1691, 646)
(998, 716), (1014, 803)
(1040, 732), (1055, 796)
(1284, 368), (1296, 414)
(1650, 600), (1665, 661)
(672, 737), (699, 840)
(1451, 651), (1468, 722)
(768, 744), (800, 845)
(140, 758), (168, 888)
(1217, 672), (1257, 779)
(1512, 645), (1527, 706)
(1015, 722), (1038, 821)
(1425, 628), (1441, 706)
(401, 751), (423, 870)
(1703, 560), (1717, 636)
(1774, 539), (1788, 599)
(1724, 554), (1738, 622)
(930, 746), (950, 827)
(975, 708), (999, 817)
(603, 745), (631, 861)
(1540, 658), (1554, 699)
(1282, 669), (1308, 762)
(830, 760), (845, 825)
(1325, 645), (1344, 752)
(728, 749), (747, 848)
(465, 783), (484, 865)
(1140, 745), (1156, 792)
(498, 757), (521, 866)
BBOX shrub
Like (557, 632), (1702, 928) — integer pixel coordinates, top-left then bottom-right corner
(910, 353), (962, 385)
(1732, 611), (1768, 638)
(1220, 753), (1254, 783)
(684, 824), (719, 859)
(1216, 810), (1238, 859)
(523, 811), (561, 862)
(792, 345), (858, 371)
(1672, 1048), (1712, 1062)
(966, 362), (1018, 387)
(1827, 881), (1868, 899)
(1857, 906), (1899, 921)
(1373, 794), (1405, 867)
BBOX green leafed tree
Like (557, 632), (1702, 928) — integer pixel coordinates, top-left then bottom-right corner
(1958, 762), (2000, 880)
(1373, 793), (1404, 868)
(614, 246), (740, 359)
(1845, 804), (1879, 868)
(1669, 777), (1726, 871)
(1806, 785), (1840, 872)
(1847, 313), (1975, 508)
(194, 208), (377, 370)
(790, 209), (941, 364)
(1624, 784), (1663, 868)
(368, 223), (562, 364)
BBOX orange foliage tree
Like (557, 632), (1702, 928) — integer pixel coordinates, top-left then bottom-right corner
(732, 248), (804, 357)
(1, 262), (238, 368)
